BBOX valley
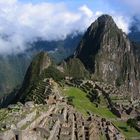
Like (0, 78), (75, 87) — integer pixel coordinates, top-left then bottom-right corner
(0, 14), (140, 140)
(0, 78), (140, 140)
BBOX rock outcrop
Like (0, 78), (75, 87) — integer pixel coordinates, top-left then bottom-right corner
(13, 52), (52, 103)
(74, 15), (140, 97)
(12, 15), (140, 103)
(61, 57), (89, 79)
(0, 79), (125, 140)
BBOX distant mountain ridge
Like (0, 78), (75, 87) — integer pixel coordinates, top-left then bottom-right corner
(12, 15), (140, 105)
(1, 15), (140, 100)
(0, 34), (82, 97)
(1, 15), (140, 140)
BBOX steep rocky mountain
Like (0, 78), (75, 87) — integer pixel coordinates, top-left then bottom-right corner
(17, 14), (140, 99)
(1, 15), (140, 100)
(68, 15), (140, 97)
(1, 15), (140, 139)
(9, 50), (90, 105)
(12, 15), (140, 102)
(13, 52), (52, 103)
(0, 34), (82, 98)
(61, 57), (89, 79)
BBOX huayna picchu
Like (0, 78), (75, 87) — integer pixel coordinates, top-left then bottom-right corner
(73, 15), (140, 98)
(0, 15), (140, 140)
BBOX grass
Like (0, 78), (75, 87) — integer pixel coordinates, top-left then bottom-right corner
(99, 95), (108, 106)
(62, 86), (140, 139)
(113, 121), (140, 140)
(100, 134), (107, 140)
(0, 109), (9, 121)
(63, 86), (117, 119)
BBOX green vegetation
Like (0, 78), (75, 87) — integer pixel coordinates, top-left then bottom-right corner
(113, 121), (140, 139)
(98, 95), (108, 106)
(17, 52), (66, 103)
(63, 86), (140, 139)
(18, 52), (48, 101)
(23, 79), (50, 104)
(63, 58), (90, 79)
(25, 52), (46, 85)
(99, 134), (107, 140)
(67, 96), (74, 106)
(126, 118), (140, 138)
(63, 86), (116, 118)
(0, 109), (8, 122)
(116, 77), (124, 87)
(41, 66), (65, 82)
(127, 118), (137, 129)
(0, 34), (82, 98)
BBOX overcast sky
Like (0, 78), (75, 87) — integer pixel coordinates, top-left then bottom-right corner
(0, 0), (139, 54)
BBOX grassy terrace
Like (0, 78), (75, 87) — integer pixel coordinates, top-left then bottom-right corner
(113, 121), (140, 139)
(62, 86), (140, 139)
(63, 86), (116, 119)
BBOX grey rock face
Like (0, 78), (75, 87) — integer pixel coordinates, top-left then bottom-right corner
(75, 15), (140, 97)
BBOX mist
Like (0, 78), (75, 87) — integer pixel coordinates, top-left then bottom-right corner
(0, 0), (133, 55)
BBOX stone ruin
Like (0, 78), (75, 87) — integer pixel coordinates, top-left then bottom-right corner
(0, 102), (124, 139)
(0, 78), (126, 140)
(66, 79), (140, 120)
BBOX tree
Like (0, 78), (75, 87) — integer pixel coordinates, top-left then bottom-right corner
(67, 96), (74, 106)
(127, 118), (137, 129)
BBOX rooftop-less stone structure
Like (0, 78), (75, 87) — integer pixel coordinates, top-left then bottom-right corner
(0, 79), (126, 140)
(66, 78), (140, 120)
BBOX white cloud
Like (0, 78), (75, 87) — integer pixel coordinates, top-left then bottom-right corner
(0, 0), (17, 5)
(79, 5), (93, 18)
(113, 15), (131, 33)
(0, 0), (131, 54)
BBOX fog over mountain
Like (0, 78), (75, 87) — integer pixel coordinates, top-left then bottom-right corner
(0, 0), (140, 97)
(0, 1), (140, 139)
(0, 0), (132, 55)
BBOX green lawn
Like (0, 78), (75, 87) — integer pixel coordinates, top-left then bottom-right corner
(63, 86), (117, 119)
(62, 86), (140, 139)
(113, 121), (140, 139)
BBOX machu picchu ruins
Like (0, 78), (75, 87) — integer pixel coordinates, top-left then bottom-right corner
(0, 79), (127, 140)
(0, 72), (140, 140)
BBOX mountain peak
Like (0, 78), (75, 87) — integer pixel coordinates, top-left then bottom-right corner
(74, 14), (140, 97)
(74, 15), (119, 70)
(88, 14), (116, 34)
(97, 14), (114, 22)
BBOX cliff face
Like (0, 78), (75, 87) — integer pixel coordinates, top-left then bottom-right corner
(74, 15), (140, 97)
(61, 58), (89, 79)
(14, 15), (140, 101)
(13, 52), (52, 102)
(23, 52), (52, 86)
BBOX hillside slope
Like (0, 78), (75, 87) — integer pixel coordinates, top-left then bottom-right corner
(0, 34), (82, 97)
(73, 15), (140, 97)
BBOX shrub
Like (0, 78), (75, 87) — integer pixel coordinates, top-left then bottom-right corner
(41, 66), (65, 82)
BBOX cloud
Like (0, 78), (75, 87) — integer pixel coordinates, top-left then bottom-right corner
(0, 0), (132, 54)
(113, 15), (131, 33)
(79, 5), (93, 18)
